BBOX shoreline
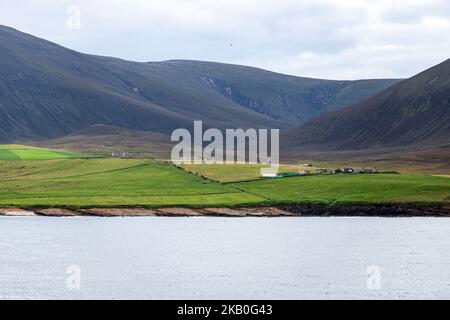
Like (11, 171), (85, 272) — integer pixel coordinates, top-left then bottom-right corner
(1, 204), (449, 217)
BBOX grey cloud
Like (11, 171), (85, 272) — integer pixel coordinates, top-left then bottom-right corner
(0, 0), (449, 79)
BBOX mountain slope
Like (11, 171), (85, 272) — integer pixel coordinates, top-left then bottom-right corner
(0, 25), (399, 142)
(142, 59), (400, 123)
(285, 59), (450, 150)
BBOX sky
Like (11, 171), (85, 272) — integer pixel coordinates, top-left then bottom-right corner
(1, 0), (449, 80)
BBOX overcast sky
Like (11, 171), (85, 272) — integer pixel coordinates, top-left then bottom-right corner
(1, 0), (449, 80)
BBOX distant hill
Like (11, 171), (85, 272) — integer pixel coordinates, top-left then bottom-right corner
(285, 59), (450, 150)
(0, 25), (399, 142)
(36, 125), (173, 159)
(143, 60), (400, 124)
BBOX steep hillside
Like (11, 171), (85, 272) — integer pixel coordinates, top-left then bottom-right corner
(0, 25), (398, 142)
(285, 59), (450, 150)
(143, 59), (399, 123)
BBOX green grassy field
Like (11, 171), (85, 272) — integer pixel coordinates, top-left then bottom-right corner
(0, 158), (448, 208)
(0, 145), (93, 160)
(233, 174), (450, 205)
(181, 163), (305, 182)
(0, 159), (263, 208)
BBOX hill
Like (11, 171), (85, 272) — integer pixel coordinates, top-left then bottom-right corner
(144, 59), (399, 124)
(285, 59), (450, 150)
(35, 125), (173, 159)
(0, 144), (92, 160)
(0, 25), (398, 142)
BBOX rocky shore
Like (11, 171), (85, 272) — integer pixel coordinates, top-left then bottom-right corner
(278, 204), (450, 217)
(1, 204), (449, 217)
(0, 207), (293, 217)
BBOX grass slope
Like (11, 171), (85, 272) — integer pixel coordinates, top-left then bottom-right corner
(0, 145), (92, 160)
(0, 159), (448, 208)
(234, 174), (450, 205)
(181, 163), (304, 183)
(0, 159), (263, 208)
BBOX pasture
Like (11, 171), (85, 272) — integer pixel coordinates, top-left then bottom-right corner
(0, 145), (93, 160)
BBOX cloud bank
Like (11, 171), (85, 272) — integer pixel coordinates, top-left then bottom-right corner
(1, 0), (449, 79)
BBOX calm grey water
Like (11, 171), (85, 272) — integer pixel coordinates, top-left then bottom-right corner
(1, 216), (450, 300)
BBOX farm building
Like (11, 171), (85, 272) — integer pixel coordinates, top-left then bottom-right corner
(112, 152), (128, 158)
(335, 168), (355, 174)
(358, 168), (379, 174)
(261, 173), (278, 178)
